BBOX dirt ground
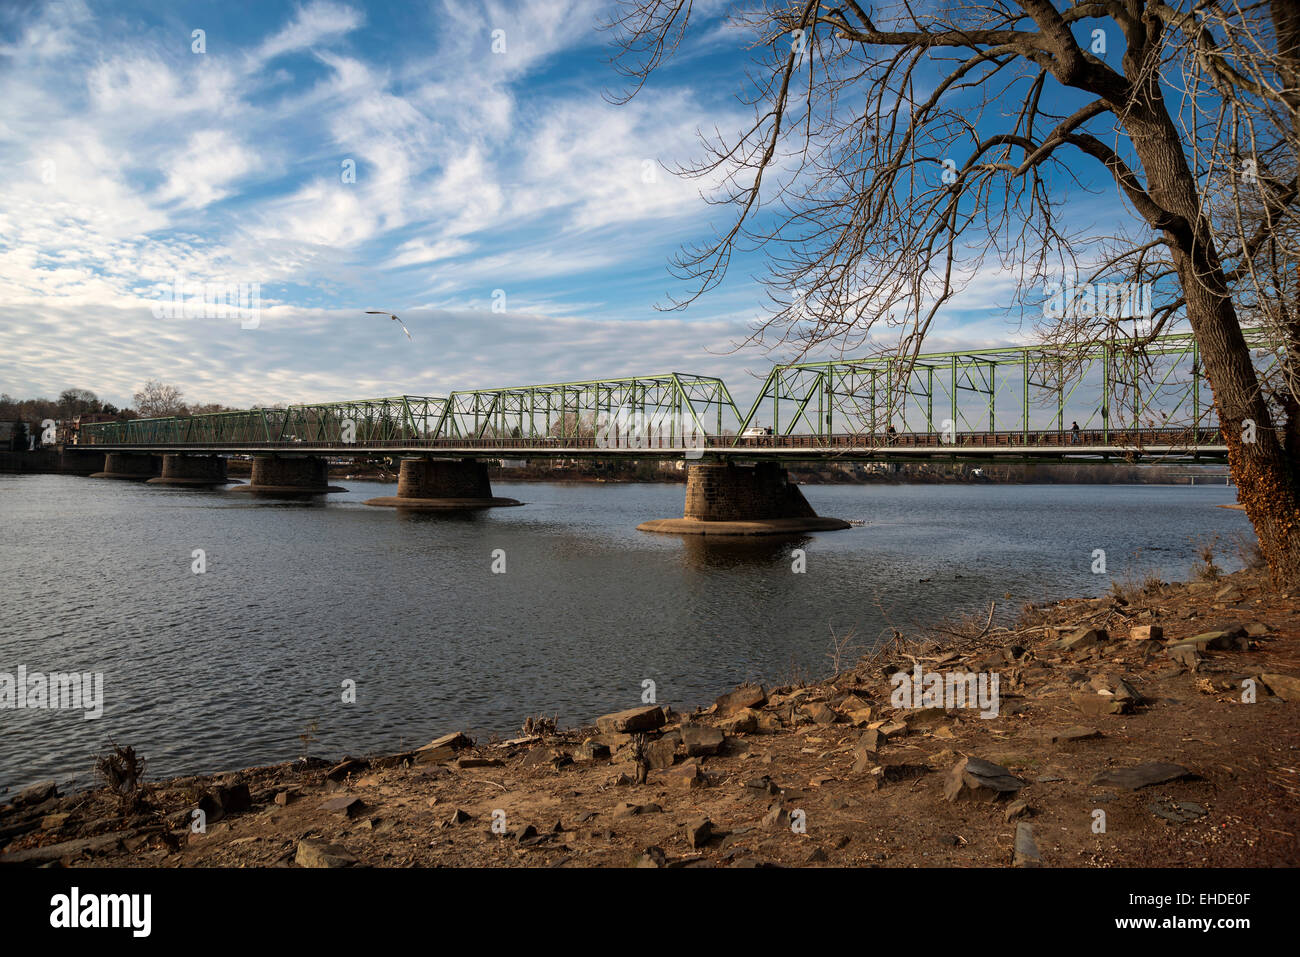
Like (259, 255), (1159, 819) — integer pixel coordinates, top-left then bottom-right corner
(3, 567), (1298, 868)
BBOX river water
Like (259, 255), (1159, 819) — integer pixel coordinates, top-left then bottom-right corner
(0, 473), (1249, 788)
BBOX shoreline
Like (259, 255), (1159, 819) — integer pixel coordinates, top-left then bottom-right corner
(2, 566), (1296, 868)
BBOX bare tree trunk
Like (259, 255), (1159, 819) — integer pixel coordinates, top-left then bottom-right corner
(1180, 253), (1300, 582)
(1127, 87), (1300, 583)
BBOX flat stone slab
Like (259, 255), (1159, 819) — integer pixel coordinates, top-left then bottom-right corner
(363, 496), (522, 509)
(714, 684), (767, 714)
(1089, 762), (1194, 790)
(597, 706), (665, 734)
(944, 756), (1025, 802)
(1013, 823), (1042, 867)
(1260, 673), (1300, 701)
(1150, 799), (1207, 824)
(295, 839), (359, 868)
(1039, 726), (1103, 745)
(637, 517), (851, 536)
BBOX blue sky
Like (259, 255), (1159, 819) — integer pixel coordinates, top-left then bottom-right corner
(0, 0), (1148, 415)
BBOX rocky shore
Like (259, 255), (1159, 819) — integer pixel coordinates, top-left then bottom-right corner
(3, 567), (1297, 868)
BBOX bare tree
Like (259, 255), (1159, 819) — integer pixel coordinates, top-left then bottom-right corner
(57, 388), (100, 419)
(608, 0), (1300, 583)
(133, 380), (186, 418)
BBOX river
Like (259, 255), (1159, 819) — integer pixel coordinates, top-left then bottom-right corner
(0, 473), (1249, 787)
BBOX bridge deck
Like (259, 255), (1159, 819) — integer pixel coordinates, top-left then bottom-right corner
(78, 427), (1230, 462)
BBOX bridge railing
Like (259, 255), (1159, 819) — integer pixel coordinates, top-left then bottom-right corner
(729, 426), (1225, 449)
(76, 425), (1227, 451)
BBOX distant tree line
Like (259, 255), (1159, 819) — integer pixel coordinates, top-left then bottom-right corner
(1, 381), (238, 440)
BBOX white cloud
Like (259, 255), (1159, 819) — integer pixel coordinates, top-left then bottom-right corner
(253, 0), (365, 64)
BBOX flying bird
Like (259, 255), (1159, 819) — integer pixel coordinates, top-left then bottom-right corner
(365, 310), (412, 340)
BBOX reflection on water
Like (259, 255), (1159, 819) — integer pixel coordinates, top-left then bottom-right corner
(0, 474), (1248, 787)
(675, 534), (815, 569)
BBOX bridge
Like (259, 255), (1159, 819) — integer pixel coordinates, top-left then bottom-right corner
(66, 330), (1256, 535)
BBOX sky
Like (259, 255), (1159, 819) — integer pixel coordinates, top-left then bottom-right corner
(0, 0), (1151, 417)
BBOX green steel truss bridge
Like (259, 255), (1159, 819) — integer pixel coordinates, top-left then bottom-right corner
(79, 332), (1270, 463)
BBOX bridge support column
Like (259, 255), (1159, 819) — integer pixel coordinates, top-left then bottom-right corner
(147, 454), (239, 486)
(638, 462), (850, 535)
(229, 455), (345, 495)
(90, 452), (161, 480)
(364, 457), (522, 510)
(59, 448), (106, 475)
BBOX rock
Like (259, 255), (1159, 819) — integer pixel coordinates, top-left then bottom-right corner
(714, 683), (767, 715)
(1150, 800), (1208, 824)
(15, 780), (58, 807)
(719, 709), (760, 734)
(1243, 622), (1270, 637)
(1172, 630), (1237, 652)
(1040, 726), (1103, 745)
(665, 762), (706, 790)
(1089, 762), (1194, 790)
(805, 846), (829, 863)
(574, 739), (611, 761)
(679, 724), (725, 757)
(744, 775), (781, 796)
(644, 734), (679, 770)
(274, 790), (300, 807)
(41, 812), (71, 830)
(899, 707), (949, 730)
(1214, 584), (1243, 602)
(836, 694), (871, 713)
(1114, 678), (1144, 702)
(1167, 644), (1202, 668)
(635, 846), (667, 868)
(1071, 693), (1130, 716)
(755, 713), (784, 734)
(295, 839), (358, 868)
(1004, 800), (1031, 822)
(1057, 627), (1107, 651)
(1260, 673), (1300, 701)
(596, 705), (665, 734)
(926, 748), (959, 770)
(877, 719), (908, 738)
(845, 707), (877, 727)
(520, 746), (566, 768)
(320, 796), (366, 819)
(325, 758), (366, 783)
(762, 803), (789, 828)
(416, 731), (472, 764)
(851, 730), (883, 773)
(1013, 823), (1042, 867)
(684, 817), (713, 850)
(454, 756), (505, 769)
(1129, 624), (1163, 641)
(801, 702), (838, 725)
(447, 808), (472, 825)
(943, 757), (1026, 803)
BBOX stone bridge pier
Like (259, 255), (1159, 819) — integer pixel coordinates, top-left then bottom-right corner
(229, 455), (345, 495)
(59, 448), (107, 475)
(90, 452), (161, 480)
(364, 457), (522, 510)
(638, 461), (850, 535)
(147, 454), (239, 486)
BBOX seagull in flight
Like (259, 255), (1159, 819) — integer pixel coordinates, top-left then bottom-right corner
(365, 309), (413, 340)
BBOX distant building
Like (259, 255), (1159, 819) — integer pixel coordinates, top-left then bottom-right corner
(0, 421), (23, 452)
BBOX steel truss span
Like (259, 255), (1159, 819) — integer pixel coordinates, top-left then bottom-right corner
(79, 332), (1271, 462)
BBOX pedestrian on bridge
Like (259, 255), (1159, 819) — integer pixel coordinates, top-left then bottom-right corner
(1070, 421), (1080, 444)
